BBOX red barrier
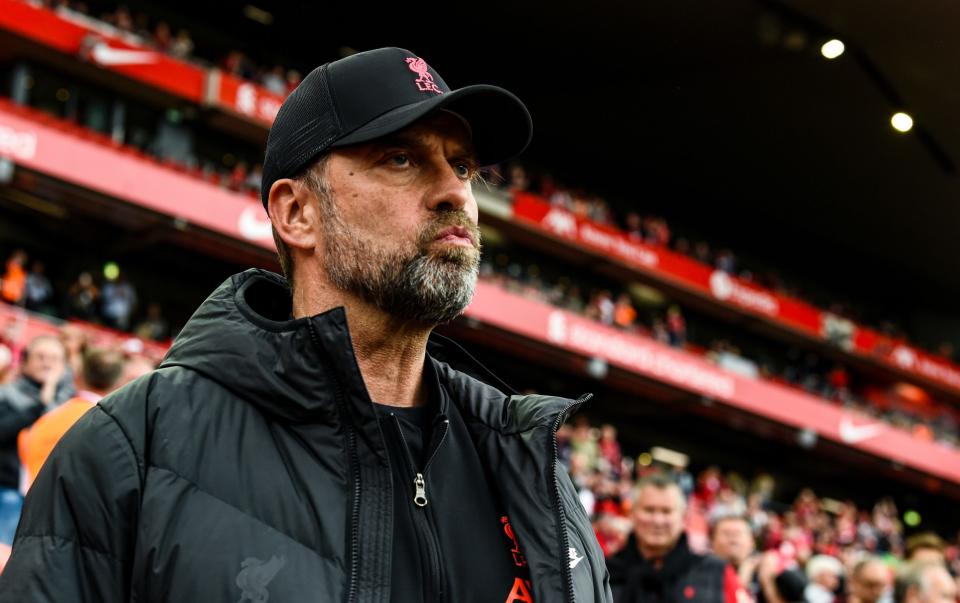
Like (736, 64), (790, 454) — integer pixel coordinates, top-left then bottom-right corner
(0, 103), (275, 250)
(464, 281), (960, 485)
(511, 192), (960, 397)
(207, 71), (285, 126)
(0, 0), (205, 102)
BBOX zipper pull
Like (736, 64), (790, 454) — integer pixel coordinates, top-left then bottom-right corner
(413, 472), (428, 507)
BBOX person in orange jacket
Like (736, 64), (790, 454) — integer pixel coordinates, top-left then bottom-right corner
(18, 346), (126, 489)
(0, 250), (27, 306)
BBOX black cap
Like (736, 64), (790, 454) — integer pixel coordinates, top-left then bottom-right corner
(260, 47), (533, 208)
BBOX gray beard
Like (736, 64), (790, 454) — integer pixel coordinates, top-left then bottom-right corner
(323, 213), (479, 325)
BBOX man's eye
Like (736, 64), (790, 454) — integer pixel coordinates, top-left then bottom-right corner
(388, 154), (410, 167)
(454, 162), (474, 178)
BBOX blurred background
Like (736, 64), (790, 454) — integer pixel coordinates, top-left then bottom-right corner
(0, 0), (958, 591)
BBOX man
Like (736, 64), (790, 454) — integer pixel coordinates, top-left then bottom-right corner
(710, 515), (755, 582)
(0, 334), (72, 545)
(803, 555), (844, 603)
(0, 47), (611, 602)
(848, 557), (891, 603)
(895, 562), (956, 603)
(608, 474), (745, 603)
(904, 533), (946, 565)
(18, 345), (125, 488)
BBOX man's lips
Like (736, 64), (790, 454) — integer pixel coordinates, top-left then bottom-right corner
(433, 225), (476, 248)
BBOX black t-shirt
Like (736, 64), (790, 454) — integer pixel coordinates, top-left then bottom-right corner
(372, 365), (534, 603)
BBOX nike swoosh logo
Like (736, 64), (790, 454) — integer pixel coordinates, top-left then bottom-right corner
(568, 547), (584, 570)
(91, 42), (157, 67)
(839, 418), (884, 444)
(238, 206), (273, 241)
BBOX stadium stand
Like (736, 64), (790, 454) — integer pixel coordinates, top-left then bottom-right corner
(0, 0), (958, 592)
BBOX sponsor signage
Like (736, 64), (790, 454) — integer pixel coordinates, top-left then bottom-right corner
(0, 0), (205, 102)
(511, 192), (960, 397)
(207, 72), (285, 126)
(466, 282), (960, 485)
(0, 105), (274, 249)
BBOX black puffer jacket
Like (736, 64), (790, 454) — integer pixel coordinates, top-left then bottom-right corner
(0, 269), (612, 602)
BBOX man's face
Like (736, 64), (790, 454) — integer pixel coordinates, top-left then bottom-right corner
(22, 338), (65, 384)
(850, 562), (889, 603)
(711, 518), (755, 566)
(910, 548), (946, 566)
(910, 566), (957, 603)
(314, 111), (480, 324)
(633, 485), (685, 556)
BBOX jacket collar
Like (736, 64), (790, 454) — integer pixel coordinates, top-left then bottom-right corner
(161, 269), (582, 432)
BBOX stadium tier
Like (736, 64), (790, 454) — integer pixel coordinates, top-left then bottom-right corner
(0, 0), (958, 580)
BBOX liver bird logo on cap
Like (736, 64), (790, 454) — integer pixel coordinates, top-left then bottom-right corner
(405, 57), (443, 94)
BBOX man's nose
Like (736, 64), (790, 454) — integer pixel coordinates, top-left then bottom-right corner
(425, 163), (476, 219)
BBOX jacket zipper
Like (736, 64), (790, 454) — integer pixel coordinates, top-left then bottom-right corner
(307, 323), (361, 603)
(393, 414), (450, 601)
(551, 394), (592, 603)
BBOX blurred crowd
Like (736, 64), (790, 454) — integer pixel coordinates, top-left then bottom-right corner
(559, 416), (960, 603)
(1, 249), (171, 342)
(499, 163), (956, 366)
(0, 317), (157, 567)
(15, 1), (957, 368)
(479, 253), (959, 447)
(32, 0), (304, 96)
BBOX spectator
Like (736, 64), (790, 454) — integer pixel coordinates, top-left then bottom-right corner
(848, 557), (891, 603)
(710, 515), (756, 575)
(112, 6), (134, 32)
(101, 271), (138, 331)
(229, 160), (249, 191)
(23, 261), (54, 315)
(0, 250), (27, 306)
(652, 316), (670, 345)
(261, 65), (287, 95)
(168, 29), (194, 60)
(599, 424), (623, 469)
(895, 561), (956, 603)
(694, 242), (712, 265)
(804, 555), (844, 603)
(285, 69), (302, 93)
(0, 335), (73, 544)
(18, 346), (125, 488)
(134, 303), (170, 341)
(588, 290), (615, 326)
(58, 323), (88, 378)
(508, 164), (529, 192)
(614, 293), (638, 330)
(904, 533), (946, 565)
(118, 354), (156, 387)
(245, 163), (264, 192)
(666, 305), (687, 348)
(716, 250), (736, 275)
(626, 213), (643, 241)
(152, 21), (172, 52)
(608, 474), (745, 603)
(64, 271), (99, 321)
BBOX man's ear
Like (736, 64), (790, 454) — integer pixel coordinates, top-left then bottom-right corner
(268, 178), (319, 252)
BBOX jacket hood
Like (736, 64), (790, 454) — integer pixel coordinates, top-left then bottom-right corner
(161, 269), (364, 422)
(161, 269), (585, 430)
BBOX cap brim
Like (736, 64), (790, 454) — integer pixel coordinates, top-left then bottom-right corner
(331, 84), (532, 166)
